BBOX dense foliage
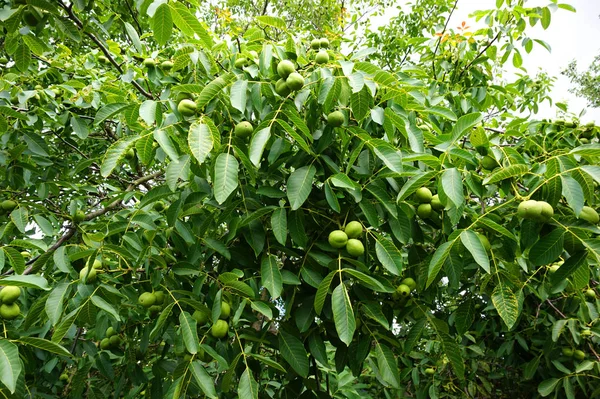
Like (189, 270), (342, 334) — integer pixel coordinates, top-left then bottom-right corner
(0, 0), (598, 398)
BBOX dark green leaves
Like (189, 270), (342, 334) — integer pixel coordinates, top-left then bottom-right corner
(529, 228), (564, 266)
(261, 255), (282, 299)
(460, 230), (490, 273)
(100, 135), (139, 177)
(331, 283), (355, 346)
(286, 165), (316, 210)
(491, 285), (519, 329)
(278, 331), (309, 378)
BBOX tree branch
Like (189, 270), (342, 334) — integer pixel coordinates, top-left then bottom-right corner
(56, 0), (154, 99)
(432, 0), (458, 79)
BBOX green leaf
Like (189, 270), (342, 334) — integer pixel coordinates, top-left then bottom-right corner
(150, 303), (175, 340)
(441, 168), (463, 207)
(483, 164), (529, 185)
(278, 330), (309, 378)
(230, 80), (248, 113)
(91, 295), (121, 321)
(276, 119), (312, 155)
(214, 153), (239, 204)
(475, 216), (517, 241)
(460, 230), (490, 273)
(351, 86), (373, 121)
(550, 251), (587, 286)
(169, 3), (213, 48)
(541, 7), (551, 29)
(314, 271), (335, 315)
(286, 165), (316, 211)
(10, 207), (27, 234)
(450, 113), (482, 143)
(179, 312), (200, 354)
(397, 171), (437, 202)
(255, 15), (286, 30)
(439, 332), (465, 380)
(197, 76), (230, 109)
(561, 175), (584, 216)
(427, 241), (454, 288)
(238, 368), (259, 399)
(342, 269), (389, 292)
(249, 127), (271, 166)
(332, 283), (355, 346)
(248, 353), (286, 372)
(426, 106), (457, 121)
(375, 343), (400, 388)
(271, 208), (287, 246)
(250, 301), (273, 320)
(45, 282), (70, 326)
(530, 228), (564, 266)
(123, 22), (143, 53)
(371, 140), (402, 174)
(100, 135), (139, 177)
(361, 302), (389, 329)
(374, 235), (402, 275)
(14, 42), (31, 72)
(404, 318), (426, 353)
(18, 337), (71, 357)
(261, 255), (283, 299)
(538, 378), (560, 397)
(492, 285), (519, 329)
(0, 275), (50, 290)
(94, 103), (132, 125)
(152, 3), (173, 45)
(454, 300), (475, 336)
(190, 361), (217, 398)
(0, 339), (22, 393)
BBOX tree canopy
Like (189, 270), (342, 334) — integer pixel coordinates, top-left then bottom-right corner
(0, 0), (599, 398)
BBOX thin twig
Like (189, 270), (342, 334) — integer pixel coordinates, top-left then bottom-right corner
(546, 299), (566, 319)
(432, 0), (458, 78)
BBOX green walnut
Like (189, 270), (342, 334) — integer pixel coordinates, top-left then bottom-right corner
(98, 55), (109, 64)
(539, 201), (554, 221)
(579, 206), (599, 224)
(327, 111), (344, 127)
(315, 50), (329, 64)
(424, 367), (436, 375)
(417, 203), (433, 219)
(276, 60), (295, 79)
(92, 259), (103, 269)
(478, 234), (491, 252)
(396, 284), (411, 297)
(0, 303), (20, 320)
(153, 201), (165, 212)
(430, 194), (444, 210)
(192, 308), (210, 325)
(79, 267), (97, 283)
(581, 329), (592, 338)
(286, 72), (304, 91)
(415, 187), (433, 203)
(573, 350), (586, 361)
(310, 39), (321, 50)
(481, 155), (498, 170)
(211, 319), (229, 338)
(320, 38), (330, 48)
(143, 58), (156, 68)
(124, 148), (135, 160)
(344, 221), (362, 239)
(100, 338), (111, 350)
(161, 60), (174, 70)
(234, 121), (254, 138)
(138, 292), (157, 308)
(220, 302), (231, 319)
(73, 210), (86, 223)
(109, 335), (121, 347)
(517, 200), (543, 221)
(275, 79), (291, 97)
(1, 200), (17, 212)
(106, 327), (116, 337)
(234, 58), (247, 69)
(0, 286), (21, 304)
(585, 289), (596, 299)
(400, 277), (416, 291)
(562, 347), (574, 357)
(346, 239), (364, 257)
(177, 99), (197, 116)
(0, 57), (8, 64)
(154, 291), (165, 304)
(59, 373), (69, 382)
(329, 230), (348, 248)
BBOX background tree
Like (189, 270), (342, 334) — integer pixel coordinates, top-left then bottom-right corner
(0, 0), (598, 398)
(563, 53), (600, 108)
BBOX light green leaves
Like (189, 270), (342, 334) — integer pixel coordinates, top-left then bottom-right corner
(190, 361), (217, 398)
(373, 235), (402, 275)
(18, 337), (71, 357)
(214, 153), (239, 204)
(440, 168), (463, 207)
(230, 80), (248, 113)
(375, 342), (400, 388)
(271, 208), (287, 245)
(152, 3), (172, 45)
(460, 230), (490, 273)
(100, 135), (139, 177)
(331, 283), (355, 346)
(179, 312), (200, 354)
(249, 128), (271, 166)
(0, 339), (20, 393)
(427, 240), (455, 288)
(238, 368), (259, 399)
(492, 285), (519, 329)
(0, 275), (50, 290)
(45, 282), (70, 326)
(188, 122), (213, 165)
(278, 330), (309, 378)
(261, 255), (282, 299)
(483, 164), (529, 185)
(286, 165), (316, 210)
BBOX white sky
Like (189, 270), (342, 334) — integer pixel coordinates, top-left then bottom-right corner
(371, 0), (600, 123)
(447, 0), (600, 123)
